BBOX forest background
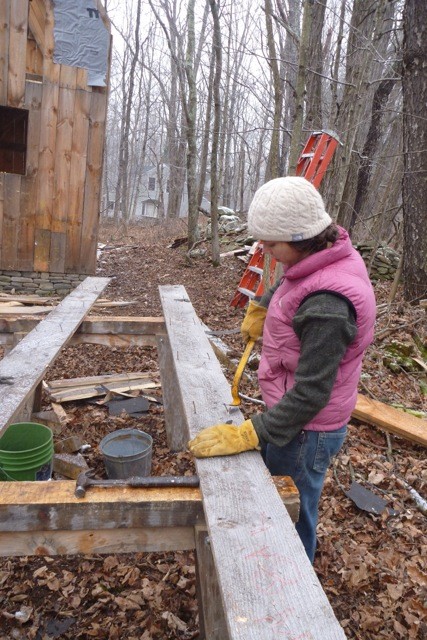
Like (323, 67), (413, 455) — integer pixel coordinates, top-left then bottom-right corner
(101, 0), (426, 302)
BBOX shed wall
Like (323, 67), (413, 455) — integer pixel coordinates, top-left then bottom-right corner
(0, 0), (110, 276)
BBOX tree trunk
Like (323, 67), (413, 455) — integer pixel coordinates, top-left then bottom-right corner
(402, 0), (427, 302)
(113, 0), (142, 226)
(350, 63), (399, 234)
(288, 0), (313, 175)
(304, 0), (327, 131)
(208, 0), (222, 266)
(185, 0), (199, 249)
(264, 0), (282, 181)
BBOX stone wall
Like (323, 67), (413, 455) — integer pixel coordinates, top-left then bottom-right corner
(355, 243), (401, 281)
(0, 271), (87, 296)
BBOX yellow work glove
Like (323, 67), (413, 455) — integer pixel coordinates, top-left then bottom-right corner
(188, 419), (259, 458)
(240, 300), (267, 342)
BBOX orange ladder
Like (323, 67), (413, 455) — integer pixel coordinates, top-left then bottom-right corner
(230, 131), (340, 308)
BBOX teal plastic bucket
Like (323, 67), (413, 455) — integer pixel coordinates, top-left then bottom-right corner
(0, 422), (53, 481)
(99, 429), (153, 479)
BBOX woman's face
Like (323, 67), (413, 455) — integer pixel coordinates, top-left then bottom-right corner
(261, 240), (306, 267)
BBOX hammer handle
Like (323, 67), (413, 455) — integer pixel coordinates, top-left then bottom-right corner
(126, 475), (199, 488)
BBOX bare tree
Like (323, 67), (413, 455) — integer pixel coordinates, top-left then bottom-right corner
(208, 0), (222, 266)
(113, 0), (142, 226)
(402, 0), (427, 301)
(288, 0), (313, 175)
(264, 0), (282, 180)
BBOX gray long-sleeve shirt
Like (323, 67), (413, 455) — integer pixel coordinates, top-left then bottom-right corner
(251, 287), (357, 447)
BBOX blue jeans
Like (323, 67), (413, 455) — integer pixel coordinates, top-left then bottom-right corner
(263, 425), (347, 563)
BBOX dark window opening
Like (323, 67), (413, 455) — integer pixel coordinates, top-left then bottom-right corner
(148, 176), (156, 191)
(0, 106), (29, 175)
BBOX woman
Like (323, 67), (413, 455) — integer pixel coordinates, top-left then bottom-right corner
(189, 176), (376, 562)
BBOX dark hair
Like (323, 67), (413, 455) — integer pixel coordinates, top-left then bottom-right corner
(288, 223), (339, 255)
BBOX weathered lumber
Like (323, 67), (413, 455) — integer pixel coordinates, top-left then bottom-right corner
(0, 316), (166, 349)
(0, 476), (298, 556)
(353, 394), (427, 447)
(159, 285), (345, 640)
(46, 379), (159, 403)
(0, 277), (110, 433)
(0, 305), (54, 314)
(48, 371), (153, 389)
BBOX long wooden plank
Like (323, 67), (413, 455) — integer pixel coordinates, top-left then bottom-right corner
(0, 317), (165, 348)
(0, 1), (10, 103)
(34, 0), (59, 271)
(18, 79), (43, 270)
(51, 64), (77, 272)
(0, 477), (298, 556)
(0, 527), (195, 556)
(0, 316), (165, 334)
(1, 174), (21, 270)
(7, 0), (28, 106)
(0, 277), (110, 434)
(28, 0), (46, 53)
(48, 371), (153, 390)
(353, 394), (427, 446)
(159, 285), (345, 640)
(79, 89), (108, 273)
(65, 87), (91, 271)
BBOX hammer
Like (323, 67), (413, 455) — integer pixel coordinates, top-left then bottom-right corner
(75, 469), (200, 498)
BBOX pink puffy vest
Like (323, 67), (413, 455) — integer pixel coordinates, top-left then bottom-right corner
(258, 227), (376, 431)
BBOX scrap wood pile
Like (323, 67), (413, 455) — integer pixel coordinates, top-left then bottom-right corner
(0, 224), (425, 639)
(30, 371), (161, 482)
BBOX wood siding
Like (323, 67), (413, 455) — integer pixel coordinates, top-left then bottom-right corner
(0, 0), (110, 275)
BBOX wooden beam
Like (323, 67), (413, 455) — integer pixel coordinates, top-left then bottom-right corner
(8, 0), (28, 106)
(0, 317), (166, 348)
(0, 316), (165, 335)
(159, 285), (345, 640)
(0, 477), (298, 556)
(0, 277), (110, 433)
(0, 527), (195, 556)
(353, 394), (427, 447)
(28, 0), (46, 54)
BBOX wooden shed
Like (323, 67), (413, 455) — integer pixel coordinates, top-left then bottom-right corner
(0, 0), (110, 294)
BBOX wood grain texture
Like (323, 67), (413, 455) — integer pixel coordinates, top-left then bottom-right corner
(65, 88), (91, 271)
(0, 277), (110, 434)
(0, 1), (10, 103)
(28, 0), (46, 53)
(7, 0), (28, 106)
(26, 31), (44, 75)
(34, 78), (58, 270)
(0, 316), (166, 335)
(159, 285), (345, 640)
(18, 79), (42, 270)
(50, 65), (77, 272)
(0, 527), (196, 556)
(80, 90), (108, 273)
(353, 394), (427, 446)
(1, 174), (21, 270)
(195, 525), (230, 640)
(157, 333), (190, 451)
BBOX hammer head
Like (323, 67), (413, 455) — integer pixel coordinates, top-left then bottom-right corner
(75, 469), (96, 498)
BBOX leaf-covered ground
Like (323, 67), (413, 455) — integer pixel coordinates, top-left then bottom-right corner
(0, 222), (426, 639)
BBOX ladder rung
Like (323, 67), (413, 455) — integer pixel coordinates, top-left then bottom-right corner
(237, 287), (256, 299)
(300, 153), (314, 158)
(248, 266), (263, 275)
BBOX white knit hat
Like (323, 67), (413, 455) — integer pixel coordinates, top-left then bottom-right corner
(247, 176), (332, 242)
